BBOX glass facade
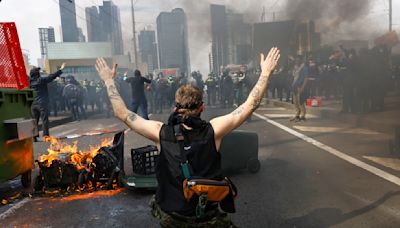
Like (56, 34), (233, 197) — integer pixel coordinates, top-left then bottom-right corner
(62, 66), (96, 74)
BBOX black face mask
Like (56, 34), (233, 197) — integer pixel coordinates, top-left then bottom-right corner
(168, 112), (206, 129)
(31, 73), (40, 79)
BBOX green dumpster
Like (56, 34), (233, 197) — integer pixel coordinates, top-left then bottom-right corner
(0, 88), (37, 187)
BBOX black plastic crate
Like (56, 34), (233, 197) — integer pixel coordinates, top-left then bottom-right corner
(131, 145), (159, 175)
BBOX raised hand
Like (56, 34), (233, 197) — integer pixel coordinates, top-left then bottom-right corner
(95, 58), (118, 82)
(60, 62), (67, 71)
(260, 47), (280, 75)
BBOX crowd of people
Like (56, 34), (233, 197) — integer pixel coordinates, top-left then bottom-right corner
(47, 76), (111, 120)
(29, 45), (400, 137)
(37, 68), (258, 125)
(266, 45), (400, 117)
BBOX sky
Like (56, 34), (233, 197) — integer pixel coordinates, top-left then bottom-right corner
(0, 0), (399, 74)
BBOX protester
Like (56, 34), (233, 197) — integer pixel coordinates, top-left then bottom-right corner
(290, 56), (309, 122)
(125, 70), (152, 119)
(95, 47), (280, 227)
(29, 63), (66, 140)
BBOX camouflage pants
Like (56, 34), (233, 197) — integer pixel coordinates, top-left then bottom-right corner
(149, 196), (235, 228)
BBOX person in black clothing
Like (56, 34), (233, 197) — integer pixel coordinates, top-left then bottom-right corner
(124, 70), (151, 119)
(340, 48), (357, 113)
(95, 47), (280, 226)
(29, 63), (66, 139)
(220, 71), (234, 108)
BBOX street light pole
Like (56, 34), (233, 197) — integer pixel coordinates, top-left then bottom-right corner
(131, 0), (138, 70)
(389, 0), (392, 32)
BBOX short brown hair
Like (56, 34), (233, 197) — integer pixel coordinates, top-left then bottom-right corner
(175, 85), (203, 117)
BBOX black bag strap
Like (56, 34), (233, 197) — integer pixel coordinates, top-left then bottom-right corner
(173, 124), (187, 161)
(173, 124), (192, 179)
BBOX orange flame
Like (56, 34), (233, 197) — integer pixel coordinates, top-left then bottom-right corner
(39, 136), (112, 171)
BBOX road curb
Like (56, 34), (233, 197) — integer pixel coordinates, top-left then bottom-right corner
(38, 111), (98, 130)
(265, 98), (399, 134)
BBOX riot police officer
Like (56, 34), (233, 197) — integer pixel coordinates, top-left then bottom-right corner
(205, 73), (217, 106)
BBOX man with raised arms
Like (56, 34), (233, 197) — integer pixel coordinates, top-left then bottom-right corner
(95, 47), (280, 227)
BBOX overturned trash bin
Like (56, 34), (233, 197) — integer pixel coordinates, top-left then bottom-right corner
(34, 131), (125, 192)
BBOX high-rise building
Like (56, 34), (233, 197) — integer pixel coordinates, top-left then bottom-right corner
(99, 1), (124, 55)
(78, 27), (86, 42)
(59, 0), (79, 42)
(85, 1), (124, 55)
(210, 4), (228, 75)
(138, 29), (158, 73)
(226, 13), (252, 65)
(38, 27), (55, 59)
(156, 8), (190, 75)
(85, 6), (102, 42)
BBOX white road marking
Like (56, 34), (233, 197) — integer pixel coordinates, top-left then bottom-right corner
(52, 128), (77, 138)
(363, 156), (400, 172)
(264, 113), (317, 119)
(107, 123), (119, 129)
(253, 112), (400, 187)
(293, 126), (381, 135)
(0, 198), (30, 221)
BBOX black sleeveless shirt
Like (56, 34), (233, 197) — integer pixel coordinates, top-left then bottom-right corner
(156, 122), (222, 216)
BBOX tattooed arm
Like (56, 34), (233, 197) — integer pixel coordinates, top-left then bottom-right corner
(210, 48), (280, 150)
(95, 58), (163, 143)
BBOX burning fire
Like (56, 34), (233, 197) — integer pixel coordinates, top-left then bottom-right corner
(39, 136), (112, 171)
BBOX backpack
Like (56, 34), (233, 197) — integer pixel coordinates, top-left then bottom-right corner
(173, 122), (237, 218)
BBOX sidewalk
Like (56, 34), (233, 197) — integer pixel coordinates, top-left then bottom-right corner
(264, 92), (400, 135)
(38, 110), (97, 130)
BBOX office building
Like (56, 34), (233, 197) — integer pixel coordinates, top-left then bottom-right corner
(85, 1), (123, 55)
(85, 6), (102, 42)
(59, 0), (79, 42)
(78, 27), (86, 42)
(156, 8), (190, 75)
(210, 4), (228, 75)
(99, 1), (124, 55)
(138, 29), (158, 73)
(226, 13), (252, 65)
(38, 27), (55, 59)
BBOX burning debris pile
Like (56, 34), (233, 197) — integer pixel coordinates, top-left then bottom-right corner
(34, 132), (125, 193)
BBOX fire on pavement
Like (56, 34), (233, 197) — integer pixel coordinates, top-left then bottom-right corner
(34, 132), (124, 193)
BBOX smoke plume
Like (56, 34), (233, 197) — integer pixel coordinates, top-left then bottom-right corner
(284, 0), (376, 43)
(116, 0), (384, 73)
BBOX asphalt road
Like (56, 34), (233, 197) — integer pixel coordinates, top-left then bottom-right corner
(1, 103), (400, 228)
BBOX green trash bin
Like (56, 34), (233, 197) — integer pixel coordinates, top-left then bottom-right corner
(0, 88), (37, 188)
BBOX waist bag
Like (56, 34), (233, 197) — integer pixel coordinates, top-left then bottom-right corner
(174, 124), (237, 218)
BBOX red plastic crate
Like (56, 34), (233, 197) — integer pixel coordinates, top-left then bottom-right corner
(0, 22), (29, 90)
